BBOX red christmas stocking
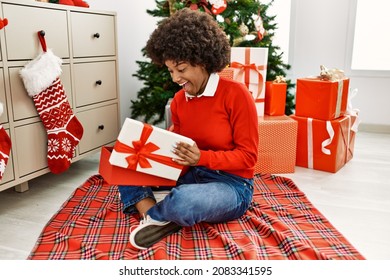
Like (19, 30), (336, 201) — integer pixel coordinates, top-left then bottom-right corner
(58, 0), (75, 6)
(20, 31), (83, 174)
(73, 0), (89, 8)
(0, 103), (11, 181)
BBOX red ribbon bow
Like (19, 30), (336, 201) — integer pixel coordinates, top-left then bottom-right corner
(113, 123), (181, 170)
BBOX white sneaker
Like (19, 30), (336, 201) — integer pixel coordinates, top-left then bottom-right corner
(129, 215), (181, 250)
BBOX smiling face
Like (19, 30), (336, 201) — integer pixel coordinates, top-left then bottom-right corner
(165, 60), (210, 96)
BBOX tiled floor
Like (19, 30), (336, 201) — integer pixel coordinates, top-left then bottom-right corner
(0, 131), (389, 260)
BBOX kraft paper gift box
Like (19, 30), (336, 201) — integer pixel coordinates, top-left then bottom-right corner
(108, 118), (194, 182)
(291, 114), (357, 173)
(295, 77), (350, 120)
(254, 115), (298, 174)
(265, 81), (287, 116)
(218, 68), (234, 80)
(345, 116), (357, 163)
(99, 146), (177, 186)
(230, 47), (268, 116)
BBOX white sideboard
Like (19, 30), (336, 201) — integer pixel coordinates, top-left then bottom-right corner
(0, 0), (120, 192)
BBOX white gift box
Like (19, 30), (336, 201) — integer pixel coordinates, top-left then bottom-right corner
(164, 98), (173, 130)
(109, 118), (194, 181)
(230, 47), (268, 116)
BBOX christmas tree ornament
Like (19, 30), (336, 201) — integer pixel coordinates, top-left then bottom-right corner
(20, 31), (84, 174)
(209, 0), (227, 15)
(254, 13), (266, 40)
(186, 0), (212, 14)
(0, 103), (11, 181)
(239, 22), (249, 36)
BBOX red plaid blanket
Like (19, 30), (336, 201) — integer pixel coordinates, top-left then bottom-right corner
(28, 174), (364, 260)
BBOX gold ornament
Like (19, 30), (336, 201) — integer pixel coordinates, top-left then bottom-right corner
(239, 22), (249, 36)
(168, 0), (177, 15)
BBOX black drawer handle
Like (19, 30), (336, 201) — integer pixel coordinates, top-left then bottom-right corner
(98, 125), (105, 130)
(96, 80), (102, 86)
(93, 33), (100, 38)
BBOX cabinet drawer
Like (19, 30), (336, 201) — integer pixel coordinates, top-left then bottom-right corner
(77, 103), (119, 154)
(2, 4), (69, 60)
(71, 12), (116, 58)
(9, 65), (72, 121)
(0, 69), (7, 124)
(14, 122), (48, 177)
(0, 129), (14, 184)
(74, 61), (117, 107)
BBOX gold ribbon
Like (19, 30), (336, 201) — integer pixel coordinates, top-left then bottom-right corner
(274, 75), (286, 83)
(319, 65), (345, 81)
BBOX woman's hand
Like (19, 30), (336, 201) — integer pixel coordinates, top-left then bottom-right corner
(172, 142), (200, 166)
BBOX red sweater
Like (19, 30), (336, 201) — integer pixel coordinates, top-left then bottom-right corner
(171, 76), (259, 178)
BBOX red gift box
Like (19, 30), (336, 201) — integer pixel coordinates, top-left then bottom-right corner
(295, 78), (349, 120)
(265, 81), (287, 116)
(254, 115), (298, 174)
(99, 146), (177, 186)
(291, 114), (357, 173)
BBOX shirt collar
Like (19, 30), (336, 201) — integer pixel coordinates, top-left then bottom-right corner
(185, 73), (220, 101)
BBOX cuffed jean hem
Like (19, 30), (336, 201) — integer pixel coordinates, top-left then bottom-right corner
(118, 186), (156, 215)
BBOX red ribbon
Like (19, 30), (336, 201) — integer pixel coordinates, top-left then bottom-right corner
(37, 31), (47, 52)
(186, 0), (212, 14)
(255, 98), (265, 103)
(230, 48), (267, 99)
(113, 123), (182, 170)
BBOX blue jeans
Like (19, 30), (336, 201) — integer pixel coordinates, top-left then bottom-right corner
(118, 166), (254, 227)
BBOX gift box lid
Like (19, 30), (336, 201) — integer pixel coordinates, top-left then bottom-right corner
(109, 118), (194, 181)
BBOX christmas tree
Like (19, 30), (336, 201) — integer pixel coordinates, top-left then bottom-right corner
(131, 0), (294, 125)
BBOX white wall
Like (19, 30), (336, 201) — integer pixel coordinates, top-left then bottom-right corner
(90, 0), (390, 131)
(88, 0), (158, 125)
(289, 0), (390, 131)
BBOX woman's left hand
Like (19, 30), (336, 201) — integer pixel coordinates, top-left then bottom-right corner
(172, 142), (200, 166)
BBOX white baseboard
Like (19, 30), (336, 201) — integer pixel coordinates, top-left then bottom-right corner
(358, 123), (390, 134)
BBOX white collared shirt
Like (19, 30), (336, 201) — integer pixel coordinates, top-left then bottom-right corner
(184, 73), (220, 102)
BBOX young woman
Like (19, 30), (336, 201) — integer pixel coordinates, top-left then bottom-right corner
(119, 8), (259, 250)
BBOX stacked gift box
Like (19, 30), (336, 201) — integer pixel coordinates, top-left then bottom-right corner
(226, 47), (298, 174)
(230, 47), (268, 117)
(254, 75), (297, 174)
(253, 114), (297, 174)
(291, 65), (359, 173)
